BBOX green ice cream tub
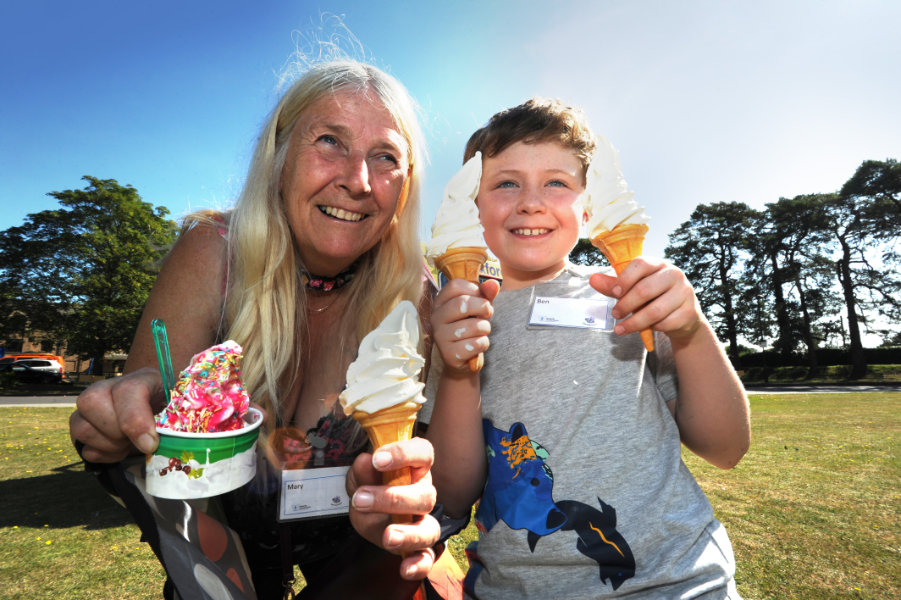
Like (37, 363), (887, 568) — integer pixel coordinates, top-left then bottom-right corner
(145, 407), (263, 499)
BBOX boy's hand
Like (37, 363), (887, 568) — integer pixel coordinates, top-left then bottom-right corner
(430, 278), (499, 374)
(589, 257), (702, 344)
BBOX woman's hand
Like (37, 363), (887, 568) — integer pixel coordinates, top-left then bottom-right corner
(430, 278), (499, 374)
(69, 367), (165, 462)
(589, 257), (702, 344)
(346, 437), (441, 580)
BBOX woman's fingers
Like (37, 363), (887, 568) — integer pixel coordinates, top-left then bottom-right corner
(347, 438), (440, 562)
(350, 438), (436, 516)
(70, 367), (164, 461)
(392, 516), (442, 579)
(399, 546), (438, 580)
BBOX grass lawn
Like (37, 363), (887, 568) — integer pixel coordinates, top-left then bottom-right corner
(688, 393), (898, 599)
(1, 393), (898, 599)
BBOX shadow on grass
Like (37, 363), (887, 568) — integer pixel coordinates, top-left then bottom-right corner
(0, 461), (133, 529)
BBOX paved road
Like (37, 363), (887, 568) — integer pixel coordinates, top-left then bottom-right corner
(1, 384), (899, 408)
(745, 384), (901, 394)
(0, 395), (79, 407)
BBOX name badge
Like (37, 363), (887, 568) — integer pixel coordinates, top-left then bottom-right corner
(278, 466), (350, 521)
(528, 295), (616, 330)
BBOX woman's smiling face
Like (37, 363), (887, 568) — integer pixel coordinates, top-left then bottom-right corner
(280, 87), (410, 276)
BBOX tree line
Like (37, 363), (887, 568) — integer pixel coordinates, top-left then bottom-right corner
(1, 162), (898, 378)
(664, 159), (900, 378)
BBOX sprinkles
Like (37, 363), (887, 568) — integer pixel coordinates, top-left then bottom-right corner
(156, 340), (251, 433)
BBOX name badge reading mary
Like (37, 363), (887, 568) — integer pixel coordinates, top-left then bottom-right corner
(279, 466), (350, 521)
(528, 296), (616, 330)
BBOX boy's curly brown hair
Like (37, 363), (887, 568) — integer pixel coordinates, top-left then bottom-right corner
(464, 97), (597, 177)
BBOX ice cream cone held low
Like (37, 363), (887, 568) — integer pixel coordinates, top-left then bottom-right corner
(591, 224), (655, 351)
(353, 401), (420, 490)
(339, 301), (427, 524)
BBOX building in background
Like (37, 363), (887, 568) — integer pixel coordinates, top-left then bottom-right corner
(0, 332), (125, 380)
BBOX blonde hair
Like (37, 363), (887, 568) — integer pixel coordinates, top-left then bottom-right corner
(188, 61), (425, 426)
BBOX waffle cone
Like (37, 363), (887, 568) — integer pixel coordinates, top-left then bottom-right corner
(353, 402), (421, 525)
(353, 402), (419, 480)
(591, 224), (649, 273)
(353, 401), (421, 451)
(435, 246), (488, 283)
(591, 224), (655, 352)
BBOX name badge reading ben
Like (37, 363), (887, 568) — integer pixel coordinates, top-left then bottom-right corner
(528, 296), (616, 330)
(279, 466), (350, 521)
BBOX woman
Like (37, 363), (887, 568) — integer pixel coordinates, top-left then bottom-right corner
(69, 60), (443, 599)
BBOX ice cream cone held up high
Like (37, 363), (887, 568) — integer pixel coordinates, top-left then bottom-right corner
(592, 225), (654, 351)
(426, 153), (489, 370)
(434, 246), (489, 283)
(592, 224), (648, 273)
(435, 246), (489, 370)
(584, 136), (654, 352)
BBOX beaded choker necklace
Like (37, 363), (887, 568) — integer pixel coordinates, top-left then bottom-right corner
(301, 268), (355, 292)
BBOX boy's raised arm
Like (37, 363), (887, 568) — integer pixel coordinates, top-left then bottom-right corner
(667, 318), (750, 469)
(428, 369), (487, 516)
(590, 257), (750, 470)
(426, 278), (498, 517)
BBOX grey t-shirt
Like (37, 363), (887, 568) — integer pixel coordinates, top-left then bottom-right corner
(425, 265), (739, 599)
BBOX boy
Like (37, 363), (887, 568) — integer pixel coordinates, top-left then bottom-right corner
(425, 98), (750, 599)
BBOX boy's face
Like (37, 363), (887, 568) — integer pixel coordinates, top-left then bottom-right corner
(477, 140), (586, 289)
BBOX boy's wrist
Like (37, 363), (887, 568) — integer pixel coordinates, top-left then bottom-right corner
(667, 316), (712, 351)
(441, 365), (481, 382)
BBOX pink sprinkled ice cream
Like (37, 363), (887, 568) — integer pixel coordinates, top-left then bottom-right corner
(156, 340), (251, 433)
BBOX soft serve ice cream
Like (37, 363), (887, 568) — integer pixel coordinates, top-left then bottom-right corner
(426, 153), (490, 370)
(425, 152), (485, 263)
(584, 135), (650, 239)
(339, 301), (425, 417)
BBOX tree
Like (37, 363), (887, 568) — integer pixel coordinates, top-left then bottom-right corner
(839, 158), (901, 213)
(839, 158), (901, 284)
(665, 202), (758, 365)
(569, 238), (605, 266)
(0, 176), (178, 374)
(820, 170), (901, 378)
(758, 195), (839, 372)
(813, 161), (900, 375)
(743, 207), (794, 361)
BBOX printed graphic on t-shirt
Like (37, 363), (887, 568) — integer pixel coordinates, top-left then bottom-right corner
(471, 420), (636, 592)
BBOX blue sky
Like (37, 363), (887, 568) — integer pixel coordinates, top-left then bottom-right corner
(2, 0), (899, 260)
